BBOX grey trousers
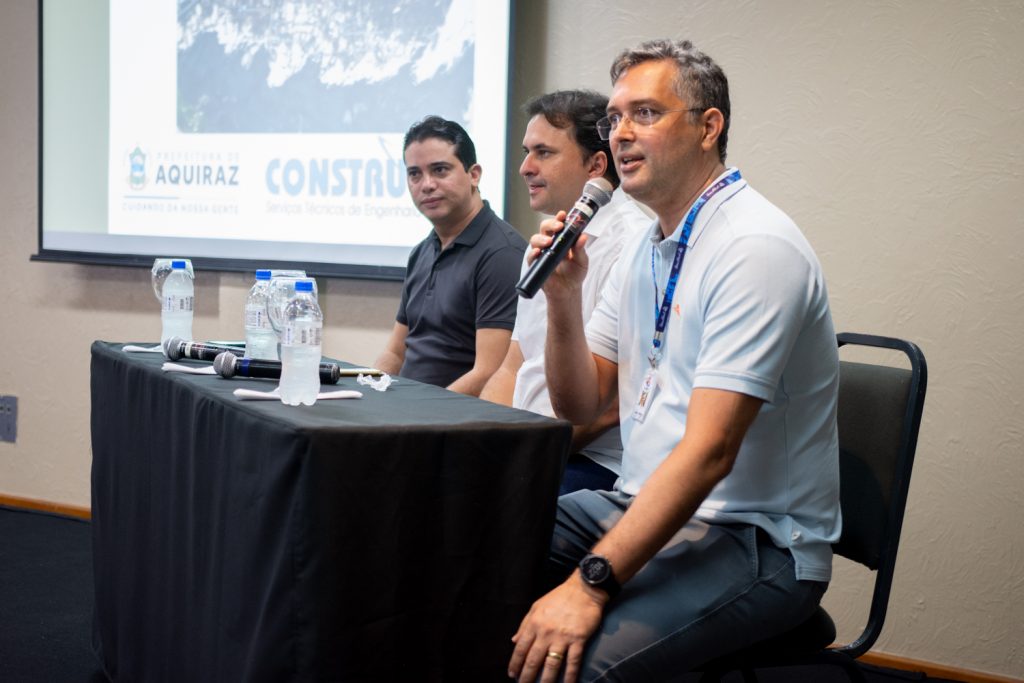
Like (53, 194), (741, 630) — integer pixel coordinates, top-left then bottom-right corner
(549, 489), (827, 682)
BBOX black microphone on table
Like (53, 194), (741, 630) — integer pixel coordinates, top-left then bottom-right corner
(213, 352), (341, 385)
(516, 177), (615, 299)
(164, 337), (245, 362)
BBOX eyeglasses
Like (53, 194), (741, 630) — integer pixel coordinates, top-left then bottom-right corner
(596, 106), (704, 140)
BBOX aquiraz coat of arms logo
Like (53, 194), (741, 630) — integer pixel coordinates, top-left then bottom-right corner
(128, 146), (146, 190)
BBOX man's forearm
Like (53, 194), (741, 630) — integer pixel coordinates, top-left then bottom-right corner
(375, 322), (408, 376)
(569, 396), (619, 452)
(544, 287), (603, 424)
(374, 350), (403, 376)
(479, 365), (516, 405)
(589, 389), (762, 585)
(590, 438), (729, 583)
(447, 367), (494, 397)
(450, 327), (512, 397)
(479, 342), (523, 406)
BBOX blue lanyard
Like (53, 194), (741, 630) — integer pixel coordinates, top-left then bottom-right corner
(648, 169), (742, 366)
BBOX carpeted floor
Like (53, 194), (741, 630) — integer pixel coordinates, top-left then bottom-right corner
(0, 506), (106, 682)
(0, 506), (968, 682)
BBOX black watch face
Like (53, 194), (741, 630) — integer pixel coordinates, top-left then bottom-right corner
(580, 554), (611, 584)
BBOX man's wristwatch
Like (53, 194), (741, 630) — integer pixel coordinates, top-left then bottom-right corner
(578, 553), (620, 599)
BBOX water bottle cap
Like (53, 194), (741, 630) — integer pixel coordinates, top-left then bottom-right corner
(255, 269), (271, 280)
(295, 280), (314, 292)
(171, 260), (187, 269)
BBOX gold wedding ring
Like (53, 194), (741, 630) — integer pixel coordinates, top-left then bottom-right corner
(546, 651), (565, 661)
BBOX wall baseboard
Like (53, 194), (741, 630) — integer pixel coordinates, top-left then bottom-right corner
(860, 651), (1021, 683)
(0, 493), (91, 520)
(0, 493), (1019, 682)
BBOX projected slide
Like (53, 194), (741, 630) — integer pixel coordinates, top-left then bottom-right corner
(47, 0), (509, 274)
(176, 2), (474, 134)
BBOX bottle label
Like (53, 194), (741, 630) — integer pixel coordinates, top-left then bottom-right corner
(245, 306), (270, 329)
(163, 294), (194, 313)
(283, 322), (322, 347)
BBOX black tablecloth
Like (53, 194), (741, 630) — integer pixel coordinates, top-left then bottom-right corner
(90, 341), (571, 682)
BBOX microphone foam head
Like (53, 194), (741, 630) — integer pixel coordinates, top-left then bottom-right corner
(582, 177), (614, 208)
(164, 337), (184, 360)
(213, 351), (237, 378)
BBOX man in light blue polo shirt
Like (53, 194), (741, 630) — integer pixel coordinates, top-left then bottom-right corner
(508, 39), (841, 682)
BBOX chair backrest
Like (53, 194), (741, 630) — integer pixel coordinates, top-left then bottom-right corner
(832, 332), (927, 657)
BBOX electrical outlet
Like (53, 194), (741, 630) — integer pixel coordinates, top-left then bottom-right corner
(0, 395), (17, 443)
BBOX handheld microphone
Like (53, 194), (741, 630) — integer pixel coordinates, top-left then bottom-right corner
(516, 177), (614, 299)
(164, 337), (245, 362)
(213, 352), (341, 385)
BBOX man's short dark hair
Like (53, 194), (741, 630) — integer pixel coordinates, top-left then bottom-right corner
(610, 39), (731, 162)
(523, 90), (619, 188)
(403, 115), (477, 171)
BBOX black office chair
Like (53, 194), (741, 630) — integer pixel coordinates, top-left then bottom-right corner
(697, 332), (928, 683)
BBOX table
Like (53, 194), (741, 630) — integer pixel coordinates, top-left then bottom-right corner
(90, 341), (571, 682)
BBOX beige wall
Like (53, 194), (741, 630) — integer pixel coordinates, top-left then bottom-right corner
(2, 1), (1021, 678)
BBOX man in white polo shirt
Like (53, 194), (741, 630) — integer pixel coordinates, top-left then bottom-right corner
(508, 40), (841, 682)
(480, 90), (649, 494)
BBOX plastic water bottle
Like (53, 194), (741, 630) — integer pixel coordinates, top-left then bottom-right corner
(161, 260), (194, 352)
(244, 269), (278, 360)
(279, 280), (323, 406)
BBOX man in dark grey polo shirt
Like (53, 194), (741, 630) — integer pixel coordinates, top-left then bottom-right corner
(374, 116), (526, 395)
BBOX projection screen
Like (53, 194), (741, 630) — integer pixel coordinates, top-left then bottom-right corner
(36, 0), (513, 279)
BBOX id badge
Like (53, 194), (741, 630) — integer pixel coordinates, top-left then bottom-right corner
(631, 368), (658, 423)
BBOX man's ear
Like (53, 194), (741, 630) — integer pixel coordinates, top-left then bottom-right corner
(701, 108), (725, 154)
(586, 150), (608, 180)
(470, 163), (483, 190)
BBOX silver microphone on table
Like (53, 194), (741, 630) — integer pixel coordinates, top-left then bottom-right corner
(164, 337), (245, 362)
(213, 352), (341, 384)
